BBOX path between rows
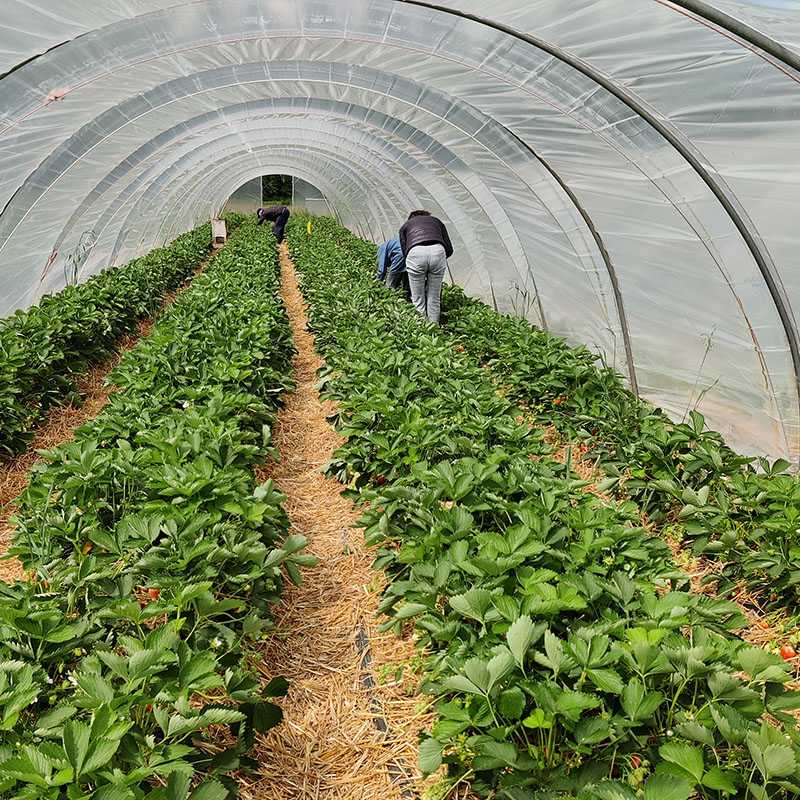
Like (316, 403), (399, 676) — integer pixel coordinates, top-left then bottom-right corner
(0, 253), (214, 582)
(241, 245), (429, 800)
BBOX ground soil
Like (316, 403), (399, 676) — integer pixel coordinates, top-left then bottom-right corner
(240, 245), (431, 800)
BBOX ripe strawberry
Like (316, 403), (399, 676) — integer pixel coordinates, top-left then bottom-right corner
(147, 588), (161, 601)
(780, 645), (796, 661)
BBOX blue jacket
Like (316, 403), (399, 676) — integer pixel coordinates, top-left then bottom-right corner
(376, 237), (405, 281)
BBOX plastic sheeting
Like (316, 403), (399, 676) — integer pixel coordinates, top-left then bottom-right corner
(292, 177), (333, 218)
(0, 0), (798, 463)
(223, 176), (262, 215)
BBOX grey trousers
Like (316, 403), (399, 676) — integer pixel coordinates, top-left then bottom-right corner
(406, 244), (447, 324)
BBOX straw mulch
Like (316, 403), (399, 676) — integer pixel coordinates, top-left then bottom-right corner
(666, 533), (800, 681)
(0, 261), (207, 582)
(544, 429), (613, 503)
(526, 417), (800, 678)
(241, 246), (431, 800)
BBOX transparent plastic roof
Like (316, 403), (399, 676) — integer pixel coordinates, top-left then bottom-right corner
(0, 1), (798, 462)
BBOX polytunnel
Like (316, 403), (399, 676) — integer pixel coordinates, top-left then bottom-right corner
(6, 4), (800, 799)
(0, 0), (799, 463)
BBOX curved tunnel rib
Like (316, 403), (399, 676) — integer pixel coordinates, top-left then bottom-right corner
(2, 28), (758, 381)
(1, 62), (638, 359)
(3, 32), (790, 399)
(400, 0), (800, 450)
(112, 146), (412, 262)
(118, 110), (550, 330)
(95, 124), (514, 306)
(0, 0), (796, 460)
(22, 84), (564, 335)
(665, 0), (800, 73)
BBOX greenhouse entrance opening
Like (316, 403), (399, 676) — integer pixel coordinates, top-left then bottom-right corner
(222, 175), (333, 218)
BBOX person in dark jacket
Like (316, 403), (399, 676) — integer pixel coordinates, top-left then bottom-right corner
(399, 210), (453, 324)
(257, 205), (290, 244)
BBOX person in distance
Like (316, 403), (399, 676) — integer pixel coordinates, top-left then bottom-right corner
(376, 234), (411, 300)
(257, 204), (291, 244)
(399, 210), (454, 324)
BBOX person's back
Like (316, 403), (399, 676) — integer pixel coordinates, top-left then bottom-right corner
(258, 204), (288, 221)
(257, 205), (291, 243)
(399, 212), (453, 260)
(378, 236), (408, 295)
(399, 211), (453, 324)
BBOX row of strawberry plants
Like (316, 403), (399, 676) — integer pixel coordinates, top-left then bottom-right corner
(287, 215), (800, 800)
(0, 222), (309, 799)
(438, 287), (800, 612)
(0, 213), (246, 459)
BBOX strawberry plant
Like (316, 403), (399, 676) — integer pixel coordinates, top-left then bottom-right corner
(0, 213), (246, 459)
(439, 286), (800, 611)
(0, 222), (310, 797)
(287, 214), (800, 800)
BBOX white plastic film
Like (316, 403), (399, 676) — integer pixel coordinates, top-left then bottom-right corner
(292, 177), (333, 218)
(0, 0), (797, 463)
(223, 177), (262, 215)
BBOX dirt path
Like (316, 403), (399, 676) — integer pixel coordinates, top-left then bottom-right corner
(0, 255), (213, 581)
(241, 245), (429, 800)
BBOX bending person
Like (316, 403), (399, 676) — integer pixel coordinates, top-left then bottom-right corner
(257, 204), (291, 244)
(399, 210), (454, 324)
(376, 235), (410, 300)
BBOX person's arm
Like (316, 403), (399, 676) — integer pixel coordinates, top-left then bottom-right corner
(440, 220), (454, 259)
(388, 240), (404, 274)
(399, 223), (408, 257)
(376, 243), (387, 280)
(383, 245), (393, 282)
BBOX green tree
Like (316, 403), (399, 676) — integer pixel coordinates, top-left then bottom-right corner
(261, 174), (292, 203)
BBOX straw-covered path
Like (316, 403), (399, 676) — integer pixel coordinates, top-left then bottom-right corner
(242, 245), (430, 800)
(0, 255), (213, 583)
